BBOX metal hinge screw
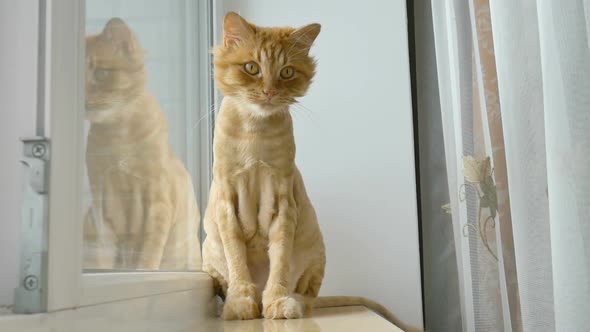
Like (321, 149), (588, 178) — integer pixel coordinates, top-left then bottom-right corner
(32, 144), (46, 158)
(23, 275), (39, 291)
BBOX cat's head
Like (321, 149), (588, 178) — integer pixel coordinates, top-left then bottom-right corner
(214, 12), (321, 116)
(85, 18), (146, 123)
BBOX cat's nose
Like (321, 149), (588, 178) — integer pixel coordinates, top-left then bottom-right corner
(263, 89), (276, 99)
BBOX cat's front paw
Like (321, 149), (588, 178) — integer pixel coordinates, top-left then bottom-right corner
(263, 295), (304, 319)
(222, 295), (260, 320)
(222, 283), (261, 320)
(262, 285), (304, 319)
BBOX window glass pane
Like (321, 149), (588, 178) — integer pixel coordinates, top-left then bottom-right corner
(84, 0), (203, 271)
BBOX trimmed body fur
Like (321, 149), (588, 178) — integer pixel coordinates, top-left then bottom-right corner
(203, 97), (325, 319)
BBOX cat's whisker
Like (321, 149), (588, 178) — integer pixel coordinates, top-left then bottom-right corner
(290, 108), (304, 122)
(191, 104), (218, 130)
(290, 104), (317, 126)
(292, 102), (316, 118)
(291, 104), (311, 118)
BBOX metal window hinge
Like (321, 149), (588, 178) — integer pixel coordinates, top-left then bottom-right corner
(13, 137), (50, 314)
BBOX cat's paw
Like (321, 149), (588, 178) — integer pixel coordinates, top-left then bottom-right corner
(262, 296), (304, 319)
(222, 283), (261, 320)
(222, 295), (260, 320)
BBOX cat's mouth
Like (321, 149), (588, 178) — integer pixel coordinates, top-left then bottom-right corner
(257, 100), (287, 112)
(255, 97), (291, 108)
(260, 100), (276, 106)
(248, 98), (273, 107)
(241, 93), (292, 114)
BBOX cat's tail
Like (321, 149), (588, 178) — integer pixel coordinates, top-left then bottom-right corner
(313, 296), (423, 332)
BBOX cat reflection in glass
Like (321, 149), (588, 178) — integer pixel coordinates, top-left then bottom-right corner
(83, 18), (200, 271)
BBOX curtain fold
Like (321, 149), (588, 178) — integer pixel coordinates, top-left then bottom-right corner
(431, 1), (475, 329)
(469, 0), (521, 330)
(537, 1), (590, 330)
(487, 0), (556, 330)
(415, 0), (463, 330)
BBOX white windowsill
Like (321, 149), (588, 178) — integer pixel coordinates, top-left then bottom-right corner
(0, 272), (215, 331)
(0, 273), (403, 332)
(207, 306), (403, 332)
(80, 271), (211, 306)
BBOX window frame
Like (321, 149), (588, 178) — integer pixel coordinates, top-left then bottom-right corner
(44, 0), (214, 312)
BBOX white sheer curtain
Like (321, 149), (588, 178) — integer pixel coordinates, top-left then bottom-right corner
(430, 0), (590, 331)
(430, 1), (476, 330)
(488, 0), (554, 331)
(537, 1), (590, 330)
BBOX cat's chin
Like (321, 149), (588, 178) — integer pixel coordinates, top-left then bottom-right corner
(243, 102), (289, 117)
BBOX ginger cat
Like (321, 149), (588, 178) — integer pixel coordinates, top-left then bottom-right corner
(202, 11), (325, 320)
(83, 18), (200, 270)
(203, 12), (419, 331)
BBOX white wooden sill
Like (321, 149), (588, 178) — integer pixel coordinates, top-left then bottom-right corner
(207, 306), (404, 332)
(0, 272), (214, 332)
(80, 271), (210, 306)
(0, 272), (402, 332)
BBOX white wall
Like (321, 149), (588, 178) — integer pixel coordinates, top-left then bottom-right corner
(0, 0), (39, 306)
(218, 1), (423, 327)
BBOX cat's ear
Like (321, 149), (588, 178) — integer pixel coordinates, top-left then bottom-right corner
(223, 12), (254, 47)
(290, 23), (321, 55)
(102, 18), (139, 57)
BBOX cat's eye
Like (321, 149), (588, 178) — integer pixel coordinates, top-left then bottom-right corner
(280, 66), (295, 79)
(94, 68), (111, 82)
(244, 62), (260, 75)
